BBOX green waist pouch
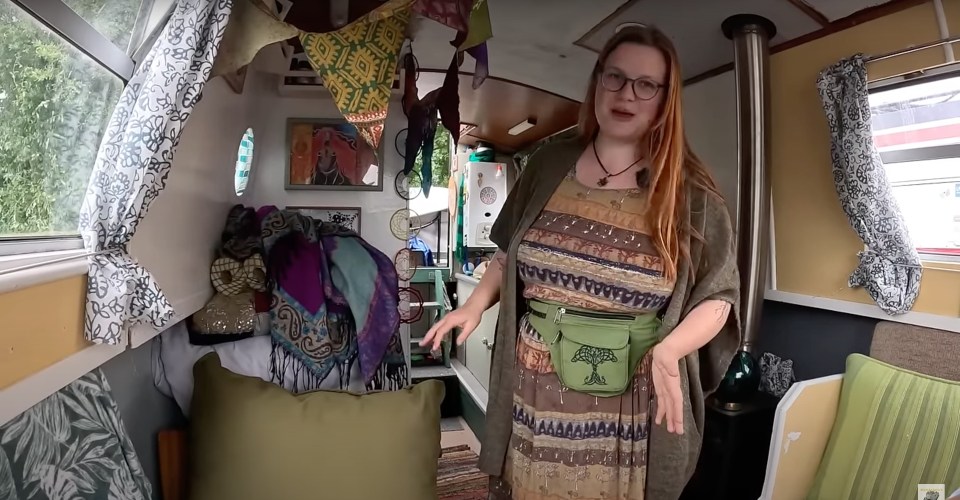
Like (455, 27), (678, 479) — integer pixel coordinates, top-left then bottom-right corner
(527, 299), (660, 397)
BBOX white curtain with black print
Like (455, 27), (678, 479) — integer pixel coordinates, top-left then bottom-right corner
(78, 0), (234, 344)
(816, 55), (922, 315)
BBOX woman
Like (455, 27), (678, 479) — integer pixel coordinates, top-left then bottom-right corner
(422, 25), (740, 499)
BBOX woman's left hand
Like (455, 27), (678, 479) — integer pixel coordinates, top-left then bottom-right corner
(651, 341), (684, 434)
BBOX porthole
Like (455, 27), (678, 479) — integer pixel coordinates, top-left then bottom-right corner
(235, 128), (255, 196)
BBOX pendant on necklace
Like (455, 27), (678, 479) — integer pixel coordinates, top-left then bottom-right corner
(597, 176), (609, 187)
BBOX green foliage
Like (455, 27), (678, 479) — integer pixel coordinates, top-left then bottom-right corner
(62, 0), (141, 50)
(0, 0), (137, 236)
(408, 126), (451, 191)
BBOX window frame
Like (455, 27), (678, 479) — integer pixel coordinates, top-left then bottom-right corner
(869, 67), (960, 264)
(1, 0), (144, 260)
(12, 0), (135, 82)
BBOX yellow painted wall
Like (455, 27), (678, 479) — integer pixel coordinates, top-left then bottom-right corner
(771, 0), (960, 317)
(0, 276), (88, 389)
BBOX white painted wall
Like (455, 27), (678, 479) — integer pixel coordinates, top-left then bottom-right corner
(246, 71), (409, 262)
(129, 76), (258, 324)
(682, 70), (739, 219)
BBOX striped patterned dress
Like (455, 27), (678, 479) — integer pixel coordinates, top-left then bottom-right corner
(496, 169), (675, 500)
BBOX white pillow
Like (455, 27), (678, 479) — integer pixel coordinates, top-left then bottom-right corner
(151, 321), (365, 416)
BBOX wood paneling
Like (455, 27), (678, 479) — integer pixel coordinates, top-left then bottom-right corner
(0, 275), (88, 390)
(769, 3), (959, 314)
(420, 71), (581, 153)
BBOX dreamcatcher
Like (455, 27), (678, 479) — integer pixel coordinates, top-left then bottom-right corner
(390, 208), (420, 240)
(394, 169), (422, 200)
(397, 286), (423, 324)
(394, 248), (417, 282)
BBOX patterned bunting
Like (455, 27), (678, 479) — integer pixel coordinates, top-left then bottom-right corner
(413, 0), (473, 33)
(300, 0), (413, 149)
(212, 0), (299, 78)
(457, 0), (491, 89)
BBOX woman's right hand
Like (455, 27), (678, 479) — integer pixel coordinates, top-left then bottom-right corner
(419, 304), (483, 352)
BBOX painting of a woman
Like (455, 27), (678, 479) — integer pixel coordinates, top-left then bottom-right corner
(286, 119), (382, 190)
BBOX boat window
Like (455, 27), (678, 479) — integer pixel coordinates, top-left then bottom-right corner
(61, 0), (153, 54)
(235, 128), (255, 196)
(870, 73), (960, 261)
(0, 0), (127, 256)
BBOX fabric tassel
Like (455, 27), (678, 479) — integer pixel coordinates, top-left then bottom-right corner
(365, 361), (409, 392)
(269, 340), (345, 394)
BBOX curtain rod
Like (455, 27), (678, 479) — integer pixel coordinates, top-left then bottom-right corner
(866, 35), (960, 63)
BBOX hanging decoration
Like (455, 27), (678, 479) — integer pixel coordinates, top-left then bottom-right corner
(212, 0), (298, 79)
(453, 0), (491, 89)
(299, 0), (414, 149)
(398, 286), (424, 324)
(401, 53), (460, 198)
(413, 0), (473, 33)
(395, 170), (423, 200)
(390, 208), (420, 240)
(394, 248), (418, 281)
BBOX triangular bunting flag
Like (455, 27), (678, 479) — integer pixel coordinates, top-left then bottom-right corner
(300, 0), (413, 149)
(212, 0), (299, 78)
(412, 0), (473, 33)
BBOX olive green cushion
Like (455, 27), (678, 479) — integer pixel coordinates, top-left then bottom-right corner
(807, 354), (960, 499)
(188, 353), (444, 500)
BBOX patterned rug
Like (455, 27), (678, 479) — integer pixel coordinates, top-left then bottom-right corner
(437, 445), (488, 499)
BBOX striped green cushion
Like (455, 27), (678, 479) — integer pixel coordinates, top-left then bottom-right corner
(808, 354), (960, 499)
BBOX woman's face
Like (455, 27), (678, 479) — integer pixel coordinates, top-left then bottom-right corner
(593, 42), (668, 142)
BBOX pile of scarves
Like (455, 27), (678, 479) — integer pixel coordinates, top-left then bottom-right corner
(257, 206), (406, 393)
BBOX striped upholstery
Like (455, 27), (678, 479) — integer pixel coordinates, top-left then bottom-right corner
(808, 354), (960, 499)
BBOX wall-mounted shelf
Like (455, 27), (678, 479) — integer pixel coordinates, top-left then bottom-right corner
(408, 270), (453, 369)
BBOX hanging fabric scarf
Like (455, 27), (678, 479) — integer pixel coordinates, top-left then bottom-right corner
(299, 0), (414, 149)
(258, 207), (405, 392)
(402, 54), (460, 197)
(453, 0), (491, 89)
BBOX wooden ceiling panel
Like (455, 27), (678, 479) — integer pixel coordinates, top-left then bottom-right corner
(429, 72), (580, 153)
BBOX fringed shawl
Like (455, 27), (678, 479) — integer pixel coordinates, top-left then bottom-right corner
(258, 206), (406, 392)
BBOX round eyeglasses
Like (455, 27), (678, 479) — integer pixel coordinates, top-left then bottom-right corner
(599, 70), (664, 101)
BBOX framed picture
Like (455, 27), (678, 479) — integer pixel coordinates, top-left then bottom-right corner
(288, 206), (362, 233)
(285, 118), (384, 191)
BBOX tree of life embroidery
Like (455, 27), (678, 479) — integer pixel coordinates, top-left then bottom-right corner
(572, 345), (618, 385)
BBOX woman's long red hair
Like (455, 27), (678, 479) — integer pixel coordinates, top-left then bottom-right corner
(578, 25), (723, 281)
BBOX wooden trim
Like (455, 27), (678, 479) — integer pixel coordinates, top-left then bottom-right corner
(158, 429), (188, 500)
(761, 375), (843, 499)
(571, 0), (642, 54)
(764, 290), (960, 333)
(772, 0), (931, 53)
(684, 62), (734, 86)
(683, 0), (932, 85)
(785, 0), (830, 27)
(0, 343), (126, 427)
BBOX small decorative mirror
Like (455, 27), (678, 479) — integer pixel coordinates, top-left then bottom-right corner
(235, 128), (255, 196)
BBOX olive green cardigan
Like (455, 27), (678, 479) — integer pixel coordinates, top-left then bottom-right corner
(480, 138), (742, 500)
